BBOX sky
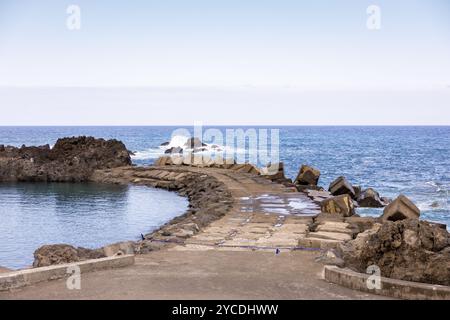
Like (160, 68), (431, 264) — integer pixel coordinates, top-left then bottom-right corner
(0, 0), (449, 125)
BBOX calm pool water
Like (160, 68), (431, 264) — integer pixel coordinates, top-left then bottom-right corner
(0, 183), (188, 269)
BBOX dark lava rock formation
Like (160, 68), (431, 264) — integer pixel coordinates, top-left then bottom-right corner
(33, 244), (106, 268)
(339, 219), (450, 286)
(0, 136), (131, 182)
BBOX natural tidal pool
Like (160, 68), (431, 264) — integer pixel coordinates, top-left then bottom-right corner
(0, 183), (188, 270)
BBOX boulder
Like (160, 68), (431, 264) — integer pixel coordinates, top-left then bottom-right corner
(193, 147), (208, 153)
(357, 188), (384, 208)
(184, 137), (206, 149)
(320, 194), (355, 217)
(329, 176), (356, 198)
(339, 219), (450, 286)
(381, 194), (420, 222)
(160, 141), (170, 147)
(260, 163), (286, 180)
(33, 244), (105, 268)
(295, 165), (320, 186)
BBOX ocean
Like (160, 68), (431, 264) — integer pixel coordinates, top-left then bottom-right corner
(0, 126), (449, 268)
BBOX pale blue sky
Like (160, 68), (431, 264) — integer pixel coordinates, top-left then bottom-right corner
(0, 0), (449, 124)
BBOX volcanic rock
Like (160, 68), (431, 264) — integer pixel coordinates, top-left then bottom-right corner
(33, 244), (105, 268)
(329, 176), (356, 198)
(357, 188), (384, 208)
(0, 136), (131, 182)
(295, 165), (321, 186)
(339, 219), (450, 286)
(320, 194), (355, 217)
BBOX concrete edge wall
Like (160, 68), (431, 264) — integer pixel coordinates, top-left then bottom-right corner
(0, 255), (135, 292)
(324, 266), (450, 300)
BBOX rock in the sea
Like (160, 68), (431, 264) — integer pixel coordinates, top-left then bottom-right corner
(160, 141), (170, 147)
(0, 136), (131, 182)
(381, 194), (420, 222)
(329, 176), (356, 198)
(320, 194), (355, 217)
(260, 163), (291, 183)
(33, 244), (105, 268)
(295, 165), (321, 186)
(353, 185), (362, 199)
(184, 137), (206, 149)
(357, 188), (384, 208)
(164, 146), (183, 154)
(381, 197), (393, 206)
(339, 219), (450, 286)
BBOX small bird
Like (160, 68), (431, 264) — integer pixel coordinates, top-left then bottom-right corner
(140, 234), (145, 241)
(275, 248), (280, 255)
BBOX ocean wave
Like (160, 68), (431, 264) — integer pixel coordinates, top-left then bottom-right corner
(132, 135), (259, 161)
(131, 149), (164, 160)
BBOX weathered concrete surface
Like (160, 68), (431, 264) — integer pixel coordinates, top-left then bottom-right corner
(0, 250), (384, 300)
(0, 255), (135, 292)
(324, 266), (450, 300)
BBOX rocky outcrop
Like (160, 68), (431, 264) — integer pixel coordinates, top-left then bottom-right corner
(357, 188), (384, 208)
(329, 176), (356, 198)
(184, 137), (206, 149)
(295, 165), (321, 186)
(165, 147), (183, 154)
(339, 219), (450, 286)
(33, 244), (106, 268)
(320, 194), (355, 217)
(0, 136), (131, 182)
(381, 195), (420, 221)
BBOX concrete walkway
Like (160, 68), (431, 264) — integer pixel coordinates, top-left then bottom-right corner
(0, 250), (384, 300)
(0, 166), (383, 299)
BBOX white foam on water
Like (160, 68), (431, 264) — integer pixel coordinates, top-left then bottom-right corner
(131, 148), (163, 160)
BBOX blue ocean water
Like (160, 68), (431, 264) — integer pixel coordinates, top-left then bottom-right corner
(0, 183), (188, 269)
(0, 126), (449, 268)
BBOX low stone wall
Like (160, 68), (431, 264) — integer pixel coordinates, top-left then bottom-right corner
(0, 255), (135, 292)
(324, 266), (450, 300)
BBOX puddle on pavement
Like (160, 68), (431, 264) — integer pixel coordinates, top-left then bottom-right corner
(239, 193), (321, 216)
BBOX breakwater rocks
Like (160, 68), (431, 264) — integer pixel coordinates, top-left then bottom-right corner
(0, 136), (131, 182)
